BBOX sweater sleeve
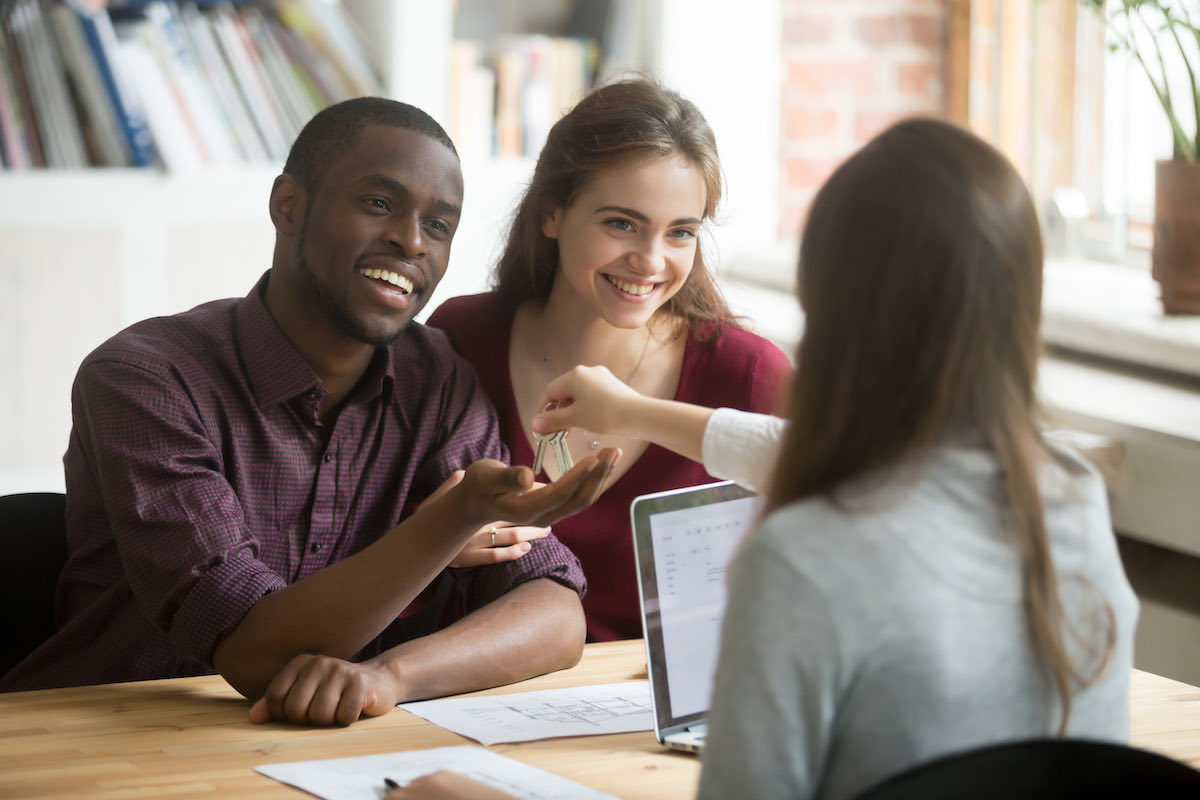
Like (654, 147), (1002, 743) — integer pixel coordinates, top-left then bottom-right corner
(701, 408), (788, 493)
(698, 518), (843, 800)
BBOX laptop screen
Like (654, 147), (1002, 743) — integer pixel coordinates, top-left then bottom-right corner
(631, 481), (764, 730)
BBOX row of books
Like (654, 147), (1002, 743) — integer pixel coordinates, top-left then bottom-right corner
(0, 0), (381, 171)
(450, 34), (598, 161)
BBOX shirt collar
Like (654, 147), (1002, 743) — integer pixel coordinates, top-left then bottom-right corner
(235, 271), (396, 409)
(361, 344), (396, 406)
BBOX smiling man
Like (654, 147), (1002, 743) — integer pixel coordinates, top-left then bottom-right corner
(0, 99), (616, 725)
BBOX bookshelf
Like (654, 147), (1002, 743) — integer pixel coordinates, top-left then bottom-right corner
(0, 0), (782, 493)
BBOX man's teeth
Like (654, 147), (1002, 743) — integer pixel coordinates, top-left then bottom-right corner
(607, 276), (654, 296)
(361, 268), (413, 294)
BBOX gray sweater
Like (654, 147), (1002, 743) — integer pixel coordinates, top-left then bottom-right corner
(698, 443), (1138, 800)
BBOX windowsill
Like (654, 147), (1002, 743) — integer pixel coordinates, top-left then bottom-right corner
(1042, 257), (1200, 383)
(723, 251), (1200, 392)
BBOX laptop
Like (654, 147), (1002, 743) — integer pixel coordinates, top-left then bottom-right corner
(630, 480), (765, 754)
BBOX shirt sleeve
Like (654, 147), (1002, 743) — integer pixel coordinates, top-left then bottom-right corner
(454, 533), (587, 613)
(698, 519), (842, 800)
(72, 355), (285, 666)
(701, 408), (788, 494)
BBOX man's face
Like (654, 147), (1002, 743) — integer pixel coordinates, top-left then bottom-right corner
(292, 125), (463, 347)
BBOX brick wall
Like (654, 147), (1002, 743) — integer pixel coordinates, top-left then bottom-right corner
(780, 0), (948, 239)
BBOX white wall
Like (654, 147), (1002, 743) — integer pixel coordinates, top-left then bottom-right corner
(0, 168), (278, 493)
(653, 0), (783, 270)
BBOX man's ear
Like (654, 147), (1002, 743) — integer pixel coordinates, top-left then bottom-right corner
(269, 174), (304, 236)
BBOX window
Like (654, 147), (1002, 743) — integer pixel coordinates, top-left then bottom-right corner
(947, 0), (1200, 383)
(953, 0), (1198, 268)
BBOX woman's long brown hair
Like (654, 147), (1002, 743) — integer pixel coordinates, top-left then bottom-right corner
(768, 118), (1113, 730)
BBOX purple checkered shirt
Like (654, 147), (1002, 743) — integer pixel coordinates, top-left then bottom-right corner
(0, 274), (585, 692)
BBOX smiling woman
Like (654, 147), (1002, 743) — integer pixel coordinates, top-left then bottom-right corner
(426, 77), (793, 642)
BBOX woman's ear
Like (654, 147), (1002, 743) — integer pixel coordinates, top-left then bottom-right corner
(541, 207), (562, 240)
(269, 174), (304, 236)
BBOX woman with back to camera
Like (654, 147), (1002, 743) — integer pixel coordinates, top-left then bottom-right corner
(695, 115), (1137, 799)
(386, 117), (1137, 800)
(426, 77), (792, 642)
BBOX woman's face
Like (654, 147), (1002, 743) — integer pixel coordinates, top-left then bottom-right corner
(541, 154), (707, 329)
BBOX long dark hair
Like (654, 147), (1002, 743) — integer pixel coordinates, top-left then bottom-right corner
(768, 117), (1113, 730)
(492, 77), (736, 337)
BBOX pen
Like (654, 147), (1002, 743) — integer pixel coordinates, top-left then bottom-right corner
(383, 777), (401, 791)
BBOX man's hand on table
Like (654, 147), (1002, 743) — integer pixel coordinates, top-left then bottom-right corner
(248, 653), (398, 726)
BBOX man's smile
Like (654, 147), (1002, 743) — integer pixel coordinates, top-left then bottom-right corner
(360, 267), (414, 294)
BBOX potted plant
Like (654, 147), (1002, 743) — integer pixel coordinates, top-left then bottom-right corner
(1080, 0), (1200, 314)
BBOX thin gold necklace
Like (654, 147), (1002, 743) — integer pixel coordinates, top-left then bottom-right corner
(539, 313), (651, 449)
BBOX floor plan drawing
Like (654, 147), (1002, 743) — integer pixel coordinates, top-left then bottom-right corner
(399, 681), (655, 745)
(501, 693), (651, 726)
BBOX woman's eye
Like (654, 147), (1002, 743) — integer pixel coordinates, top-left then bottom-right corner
(604, 218), (635, 232)
(668, 228), (697, 241)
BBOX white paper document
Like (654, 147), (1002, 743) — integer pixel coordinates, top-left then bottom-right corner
(255, 745), (618, 800)
(398, 681), (654, 745)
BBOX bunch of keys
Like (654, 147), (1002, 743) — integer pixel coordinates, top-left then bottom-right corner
(532, 403), (574, 475)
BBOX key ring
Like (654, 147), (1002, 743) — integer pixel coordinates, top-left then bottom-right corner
(532, 402), (574, 475)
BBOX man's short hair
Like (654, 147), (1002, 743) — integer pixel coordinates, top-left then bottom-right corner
(283, 97), (458, 191)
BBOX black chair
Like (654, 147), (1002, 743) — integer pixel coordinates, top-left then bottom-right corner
(853, 738), (1200, 800)
(0, 492), (68, 678)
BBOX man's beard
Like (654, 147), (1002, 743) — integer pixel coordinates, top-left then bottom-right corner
(296, 218), (406, 348)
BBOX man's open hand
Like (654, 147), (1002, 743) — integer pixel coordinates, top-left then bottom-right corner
(449, 448), (619, 531)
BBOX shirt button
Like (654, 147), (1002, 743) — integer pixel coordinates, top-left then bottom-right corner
(310, 541), (323, 553)
(323, 452), (332, 463)
(308, 390), (318, 401)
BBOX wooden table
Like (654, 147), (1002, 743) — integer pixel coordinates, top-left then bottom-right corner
(1, 640), (1198, 799)
(0, 641), (689, 799)
(1130, 663), (1200, 770)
